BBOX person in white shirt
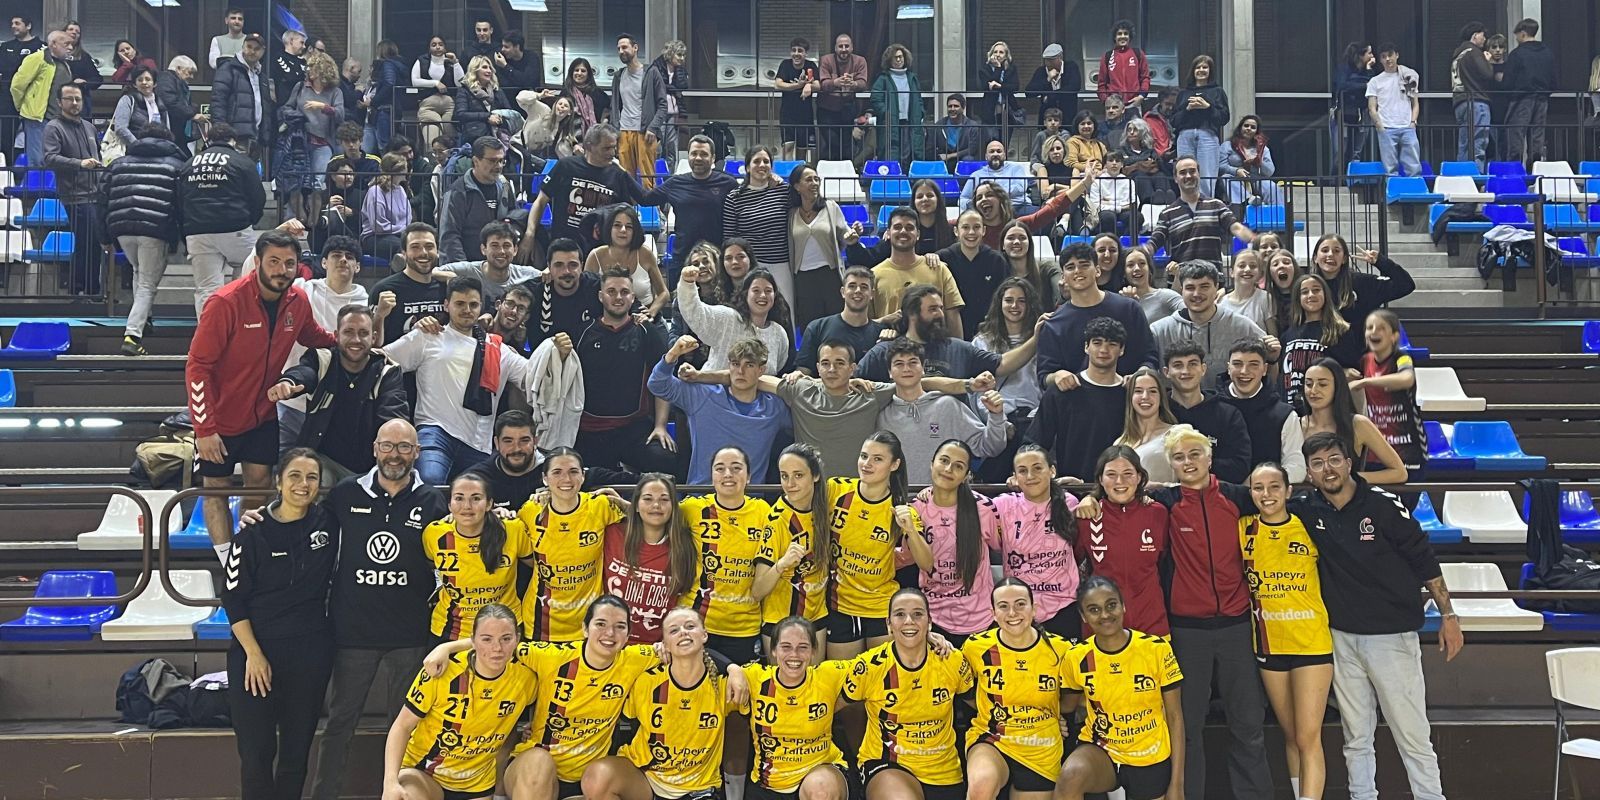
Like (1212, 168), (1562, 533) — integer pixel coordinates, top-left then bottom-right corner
(383, 275), (547, 485)
(277, 236), (371, 450)
(1366, 42), (1422, 177)
(1085, 150), (1140, 234)
(207, 8), (245, 69)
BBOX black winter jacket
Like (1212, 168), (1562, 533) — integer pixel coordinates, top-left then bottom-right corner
(154, 70), (197, 142)
(212, 57), (266, 137)
(453, 84), (514, 143)
(1170, 84), (1231, 137)
(1170, 391), (1253, 484)
(281, 349), (410, 473)
(105, 137), (187, 242)
(180, 143), (267, 235)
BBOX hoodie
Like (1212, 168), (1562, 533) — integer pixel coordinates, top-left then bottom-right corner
(1169, 391), (1253, 484)
(1217, 383), (1306, 482)
(877, 392), (1007, 485)
(1149, 305), (1266, 384)
(1504, 39), (1556, 99)
(1291, 478), (1441, 635)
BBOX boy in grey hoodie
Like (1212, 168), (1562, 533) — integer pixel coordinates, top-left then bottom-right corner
(874, 337), (1008, 484)
(1150, 261), (1276, 388)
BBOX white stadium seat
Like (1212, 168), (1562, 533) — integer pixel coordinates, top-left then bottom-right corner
(1415, 367), (1487, 412)
(817, 160), (864, 204)
(99, 570), (216, 641)
(1441, 490), (1528, 544)
(75, 491), (184, 551)
(1434, 563), (1543, 631)
(1435, 175), (1493, 204)
(1532, 161), (1598, 204)
(1547, 647), (1600, 786)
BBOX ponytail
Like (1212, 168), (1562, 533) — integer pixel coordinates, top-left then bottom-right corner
(451, 474), (507, 573)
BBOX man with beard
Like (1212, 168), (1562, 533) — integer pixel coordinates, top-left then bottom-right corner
(1146, 157), (1255, 265)
(867, 207), (965, 331)
(308, 419), (448, 800)
(1036, 242), (1158, 387)
(959, 140), (1034, 214)
(438, 220), (541, 310)
(857, 284), (1036, 386)
(573, 267), (677, 477)
(439, 137), (516, 263)
(270, 304), (409, 482)
(463, 410), (545, 508)
(385, 276), (543, 485)
(486, 284), (532, 350)
(795, 267), (885, 375)
(521, 125), (645, 260)
(609, 33), (667, 190)
(524, 238), (609, 349)
(187, 229), (337, 564)
(372, 223), (448, 345)
(638, 134), (740, 275)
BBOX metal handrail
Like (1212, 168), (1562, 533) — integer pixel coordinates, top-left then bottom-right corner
(0, 486), (154, 608)
(156, 487), (278, 608)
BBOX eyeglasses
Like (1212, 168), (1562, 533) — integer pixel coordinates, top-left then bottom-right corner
(1308, 454), (1348, 472)
(376, 442), (418, 454)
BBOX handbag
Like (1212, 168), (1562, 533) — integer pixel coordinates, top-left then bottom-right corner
(100, 101), (128, 163)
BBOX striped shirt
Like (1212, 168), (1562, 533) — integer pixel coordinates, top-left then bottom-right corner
(1148, 197), (1237, 264)
(722, 181), (793, 265)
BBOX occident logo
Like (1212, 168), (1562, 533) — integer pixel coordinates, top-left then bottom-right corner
(367, 531), (401, 564)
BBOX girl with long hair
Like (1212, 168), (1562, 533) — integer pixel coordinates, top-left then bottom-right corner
(545, 93), (588, 159)
(1171, 54), (1230, 197)
(1122, 246), (1182, 323)
(681, 446), (772, 663)
(425, 473), (532, 642)
(1223, 115), (1282, 205)
(110, 39), (159, 83)
(361, 153), (412, 262)
(1241, 463), (1334, 800)
(454, 55), (512, 143)
(742, 617), (852, 800)
(1299, 359), (1409, 484)
(722, 145), (795, 302)
(993, 445), (1082, 638)
(826, 431), (922, 659)
(846, 179), (955, 266)
(972, 176), (1094, 249)
(974, 276), (1044, 420)
(998, 220), (1062, 308)
(963, 579), (1076, 800)
(584, 204), (670, 319)
(1219, 248), (1274, 333)
(1309, 233), (1416, 355)
(1092, 233), (1126, 294)
(1115, 368), (1180, 486)
(1267, 248), (1301, 334)
(563, 57), (609, 127)
(753, 444), (834, 659)
(911, 440), (1001, 645)
(1279, 273), (1351, 408)
(600, 473), (696, 644)
(516, 447), (626, 642)
(1075, 445), (1171, 636)
(676, 263), (793, 375)
(788, 163), (862, 329)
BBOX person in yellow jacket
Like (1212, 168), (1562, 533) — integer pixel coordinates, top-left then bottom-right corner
(9, 30), (72, 169)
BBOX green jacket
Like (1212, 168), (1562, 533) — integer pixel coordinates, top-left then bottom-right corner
(9, 48), (65, 122)
(870, 71), (926, 158)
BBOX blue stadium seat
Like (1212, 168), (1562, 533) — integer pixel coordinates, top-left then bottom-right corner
(1519, 490), (1600, 543)
(1398, 324), (1429, 361)
(772, 160), (804, 179)
(6, 168), (56, 199)
(1384, 176), (1442, 205)
(1451, 420), (1547, 471)
(1481, 204), (1532, 228)
(874, 204), (904, 233)
(359, 255), (389, 270)
(1432, 203), (1491, 235)
(661, 234), (676, 271)
(954, 161), (986, 184)
(857, 235), (880, 249)
(171, 497), (240, 549)
(1545, 204), (1600, 234)
(1585, 321), (1600, 354)
(870, 177), (912, 203)
(1232, 237), (1249, 254)
(1582, 161), (1600, 176)
(0, 571), (119, 641)
(1488, 161), (1528, 177)
(909, 160), (960, 198)
(653, 158), (669, 178)
(540, 205), (552, 226)
(1424, 421), (1473, 470)
(541, 159), (558, 174)
(1412, 492), (1463, 544)
(839, 204), (870, 230)
(0, 368), (14, 407)
(1345, 160), (1384, 186)
(638, 206), (662, 234)
(1518, 564), (1600, 630)
(1558, 239), (1600, 269)
(0, 321), (70, 358)
(1419, 161), (1435, 178)
(1242, 204), (1304, 232)
(1485, 175), (1538, 205)
(22, 230), (74, 262)
(723, 159), (746, 177)
(195, 607), (232, 640)
(1439, 161), (1486, 180)
(20, 197), (68, 227)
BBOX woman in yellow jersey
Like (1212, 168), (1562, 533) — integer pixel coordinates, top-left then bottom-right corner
(383, 604), (538, 800)
(425, 474), (536, 642)
(962, 578), (1075, 800)
(843, 587), (976, 800)
(743, 616), (851, 800)
(681, 445), (772, 663)
(753, 444), (833, 659)
(825, 431), (921, 660)
(1241, 463), (1333, 800)
(518, 447), (626, 642)
(1057, 577), (1184, 800)
(583, 607), (745, 800)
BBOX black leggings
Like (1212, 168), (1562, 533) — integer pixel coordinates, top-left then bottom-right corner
(229, 632), (335, 800)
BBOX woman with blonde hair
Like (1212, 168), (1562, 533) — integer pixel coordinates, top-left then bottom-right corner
(978, 40), (1020, 148)
(454, 55), (513, 143)
(290, 52), (345, 224)
(1115, 367), (1180, 486)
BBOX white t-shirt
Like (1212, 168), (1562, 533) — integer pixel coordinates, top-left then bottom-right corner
(281, 279), (370, 412)
(383, 326), (532, 450)
(1366, 66), (1420, 130)
(1219, 289), (1273, 333)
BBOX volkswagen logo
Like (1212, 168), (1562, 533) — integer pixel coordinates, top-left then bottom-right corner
(367, 531), (401, 565)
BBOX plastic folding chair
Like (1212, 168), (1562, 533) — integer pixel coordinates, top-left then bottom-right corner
(638, 206), (663, 234)
(76, 490), (185, 551)
(1397, 324), (1429, 360)
(0, 571), (120, 641)
(1412, 492), (1463, 544)
(723, 159), (747, 177)
(1546, 646), (1600, 799)
(1482, 204), (1532, 228)
(839, 204), (870, 230)
(7, 169), (56, 199)
(1434, 175), (1493, 203)
(1520, 490), (1600, 544)
(1557, 239), (1600, 269)
(1424, 420), (1473, 470)
(0, 368), (14, 407)
(1435, 563), (1542, 630)
(1242, 204), (1304, 232)
(1441, 490), (1529, 543)
(0, 321), (71, 358)
(1450, 420), (1547, 471)
(816, 160), (863, 203)
(1544, 204), (1600, 233)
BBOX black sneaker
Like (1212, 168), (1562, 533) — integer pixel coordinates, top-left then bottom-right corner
(121, 335), (147, 356)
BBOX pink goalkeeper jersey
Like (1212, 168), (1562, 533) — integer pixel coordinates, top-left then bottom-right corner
(993, 492), (1082, 624)
(909, 490), (1002, 635)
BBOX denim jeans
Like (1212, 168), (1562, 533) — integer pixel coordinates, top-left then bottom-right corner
(22, 119), (46, 170)
(1454, 100), (1490, 169)
(363, 107), (393, 154)
(416, 424), (489, 486)
(1377, 127), (1423, 177)
(1176, 127), (1221, 198)
(1330, 630), (1446, 800)
(308, 143), (334, 191)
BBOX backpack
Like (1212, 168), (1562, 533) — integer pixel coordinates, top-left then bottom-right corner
(131, 426), (196, 489)
(440, 142), (476, 185)
(700, 121), (736, 161)
(115, 658), (193, 728)
(1523, 478), (1600, 613)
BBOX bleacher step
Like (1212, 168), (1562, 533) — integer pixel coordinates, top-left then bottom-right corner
(1391, 288), (1509, 308)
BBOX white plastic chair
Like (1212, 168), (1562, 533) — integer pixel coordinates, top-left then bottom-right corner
(0, 230), (26, 263)
(1139, 204), (1165, 234)
(75, 490), (184, 551)
(1434, 563), (1543, 631)
(1435, 174), (1494, 203)
(1415, 367), (1487, 412)
(1, 197), (21, 228)
(1532, 161), (1597, 204)
(1547, 647), (1600, 799)
(100, 570), (215, 641)
(1033, 236), (1054, 262)
(816, 160), (864, 204)
(1441, 491), (1529, 543)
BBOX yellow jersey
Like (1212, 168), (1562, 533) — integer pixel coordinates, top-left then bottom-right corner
(681, 494), (771, 637)
(756, 498), (831, 623)
(518, 493), (624, 642)
(962, 629), (1074, 779)
(827, 478), (922, 617)
(425, 518), (535, 639)
(621, 663), (739, 797)
(842, 642), (975, 785)
(1063, 632), (1183, 767)
(402, 651), (539, 793)
(510, 640), (661, 779)
(1240, 514), (1333, 657)
(744, 662), (851, 791)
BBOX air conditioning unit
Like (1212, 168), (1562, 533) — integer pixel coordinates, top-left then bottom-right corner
(716, 53), (759, 89)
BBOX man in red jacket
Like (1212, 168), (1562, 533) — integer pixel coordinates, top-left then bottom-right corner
(1096, 19), (1151, 108)
(1148, 424), (1273, 800)
(186, 228), (336, 564)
